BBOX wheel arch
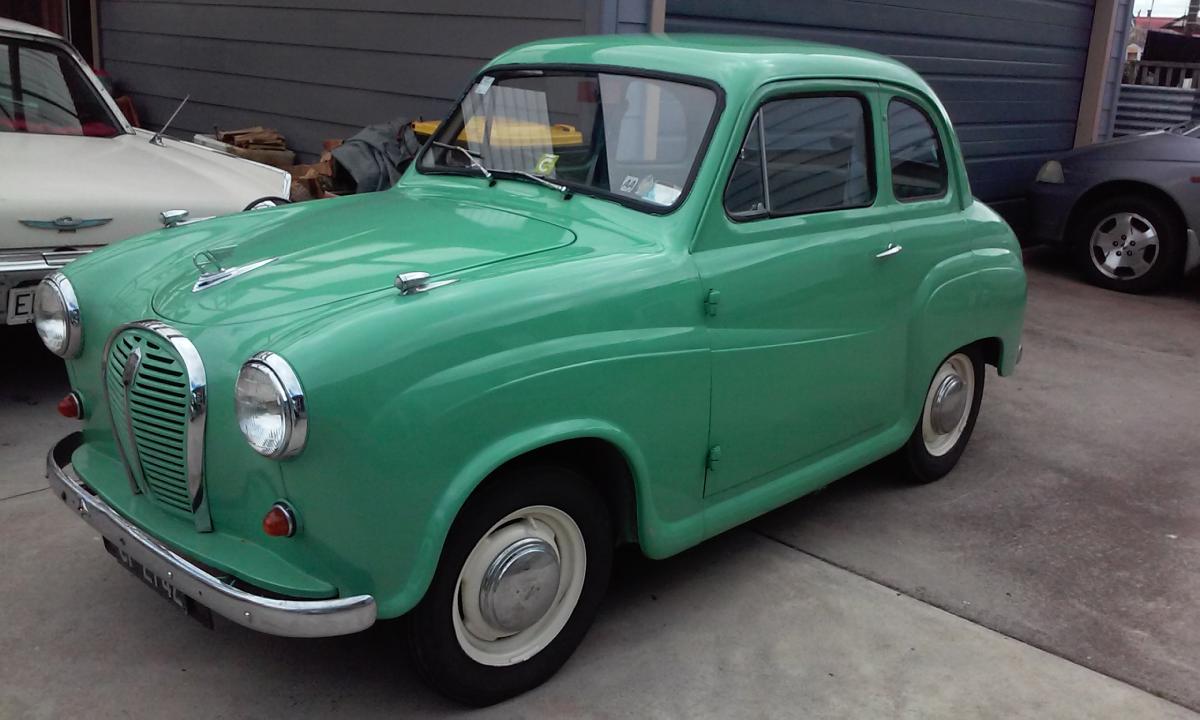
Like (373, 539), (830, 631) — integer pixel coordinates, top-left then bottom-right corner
(480, 436), (641, 547)
(1066, 179), (1188, 243)
(973, 336), (1004, 371)
(390, 420), (652, 617)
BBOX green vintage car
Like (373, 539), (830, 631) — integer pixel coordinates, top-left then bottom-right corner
(38, 35), (1025, 704)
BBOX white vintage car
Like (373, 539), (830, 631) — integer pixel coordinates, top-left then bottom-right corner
(0, 18), (291, 325)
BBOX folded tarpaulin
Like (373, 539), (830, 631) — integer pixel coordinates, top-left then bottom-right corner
(331, 117), (423, 193)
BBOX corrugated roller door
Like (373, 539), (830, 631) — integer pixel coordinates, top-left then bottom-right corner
(666, 0), (1096, 222)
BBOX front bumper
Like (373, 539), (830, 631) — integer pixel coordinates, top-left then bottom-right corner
(1, 247), (97, 322)
(46, 433), (377, 638)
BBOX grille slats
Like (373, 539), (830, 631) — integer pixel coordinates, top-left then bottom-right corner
(107, 328), (193, 514)
(129, 387), (186, 409)
(131, 432), (185, 461)
(125, 397), (185, 424)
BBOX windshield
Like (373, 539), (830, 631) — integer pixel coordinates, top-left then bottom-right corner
(418, 69), (719, 211)
(0, 38), (121, 137)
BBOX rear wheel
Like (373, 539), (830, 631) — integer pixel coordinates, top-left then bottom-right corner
(1073, 194), (1184, 293)
(901, 348), (985, 484)
(407, 465), (612, 706)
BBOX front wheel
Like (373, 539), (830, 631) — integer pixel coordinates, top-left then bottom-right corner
(901, 348), (985, 484)
(406, 465), (612, 706)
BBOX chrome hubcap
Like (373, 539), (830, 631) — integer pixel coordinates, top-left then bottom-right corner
(1089, 212), (1159, 280)
(479, 537), (561, 634)
(921, 353), (975, 457)
(929, 375), (967, 435)
(453, 505), (587, 666)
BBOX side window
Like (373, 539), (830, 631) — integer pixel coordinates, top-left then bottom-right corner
(762, 96), (873, 215)
(725, 95), (873, 218)
(888, 98), (948, 201)
(724, 112), (765, 216)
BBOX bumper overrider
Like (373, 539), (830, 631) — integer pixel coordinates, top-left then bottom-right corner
(46, 433), (377, 638)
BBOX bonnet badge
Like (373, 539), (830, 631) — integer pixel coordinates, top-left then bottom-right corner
(192, 247), (276, 292)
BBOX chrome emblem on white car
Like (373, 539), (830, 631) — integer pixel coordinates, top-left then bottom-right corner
(19, 216), (112, 233)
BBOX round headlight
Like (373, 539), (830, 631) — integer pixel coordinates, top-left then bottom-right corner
(235, 351), (307, 458)
(34, 273), (82, 358)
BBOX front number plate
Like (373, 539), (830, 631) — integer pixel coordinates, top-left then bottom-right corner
(103, 539), (214, 628)
(5, 287), (35, 325)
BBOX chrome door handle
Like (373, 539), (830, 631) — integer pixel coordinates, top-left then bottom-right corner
(875, 243), (903, 259)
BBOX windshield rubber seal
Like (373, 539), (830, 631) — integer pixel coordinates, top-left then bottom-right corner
(414, 63), (727, 217)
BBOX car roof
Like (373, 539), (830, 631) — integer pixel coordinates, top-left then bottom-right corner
(488, 34), (932, 96)
(0, 17), (62, 39)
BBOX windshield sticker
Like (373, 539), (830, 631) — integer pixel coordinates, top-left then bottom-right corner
(620, 175), (640, 193)
(645, 183), (682, 206)
(535, 153), (560, 175)
(475, 76), (495, 95)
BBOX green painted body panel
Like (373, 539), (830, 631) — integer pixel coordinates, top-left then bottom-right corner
(56, 35), (1025, 620)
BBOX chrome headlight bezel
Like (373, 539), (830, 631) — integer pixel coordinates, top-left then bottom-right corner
(34, 272), (82, 358)
(235, 351), (307, 459)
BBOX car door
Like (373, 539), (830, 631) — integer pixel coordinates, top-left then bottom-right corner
(692, 81), (908, 497)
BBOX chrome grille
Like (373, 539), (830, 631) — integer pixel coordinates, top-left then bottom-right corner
(106, 328), (193, 513)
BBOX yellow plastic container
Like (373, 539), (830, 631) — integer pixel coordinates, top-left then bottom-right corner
(413, 118), (583, 148)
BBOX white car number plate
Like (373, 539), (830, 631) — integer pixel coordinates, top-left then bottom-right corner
(5, 287), (36, 325)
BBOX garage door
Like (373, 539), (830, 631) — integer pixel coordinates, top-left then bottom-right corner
(666, 0), (1097, 224)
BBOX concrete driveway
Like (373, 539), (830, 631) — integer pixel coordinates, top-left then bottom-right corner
(1, 255), (1197, 719)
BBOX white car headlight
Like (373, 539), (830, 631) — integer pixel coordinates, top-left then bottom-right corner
(1035, 160), (1065, 184)
(235, 351), (307, 459)
(34, 272), (82, 358)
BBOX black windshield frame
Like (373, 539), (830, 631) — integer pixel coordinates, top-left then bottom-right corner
(415, 64), (726, 216)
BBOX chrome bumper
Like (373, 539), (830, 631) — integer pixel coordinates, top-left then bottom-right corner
(46, 433), (377, 638)
(0, 247), (96, 275)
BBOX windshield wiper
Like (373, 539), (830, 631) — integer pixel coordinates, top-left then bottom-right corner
(429, 142), (572, 199)
(431, 141), (495, 184)
(494, 170), (574, 200)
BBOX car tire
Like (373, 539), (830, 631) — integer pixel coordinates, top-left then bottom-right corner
(1072, 194), (1184, 294)
(901, 347), (985, 484)
(406, 464), (612, 706)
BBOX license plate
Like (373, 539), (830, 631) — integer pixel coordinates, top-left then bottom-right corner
(104, 539), (214, 628)
(5, 286), (35, 325)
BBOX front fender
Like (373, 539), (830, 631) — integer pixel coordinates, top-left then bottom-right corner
(411, 418), (652, 611)
(273, 241), (710, 618)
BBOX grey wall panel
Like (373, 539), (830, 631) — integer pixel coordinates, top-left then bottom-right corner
(99, 0), (594, 159)
(666, 0), (1098, 226)
(616, 0), (652, 33)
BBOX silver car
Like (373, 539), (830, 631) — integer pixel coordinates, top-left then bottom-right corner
(1029, 123), (1200, 293)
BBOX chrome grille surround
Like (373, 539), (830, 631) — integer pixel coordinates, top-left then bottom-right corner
(102, 320), (212, 532)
